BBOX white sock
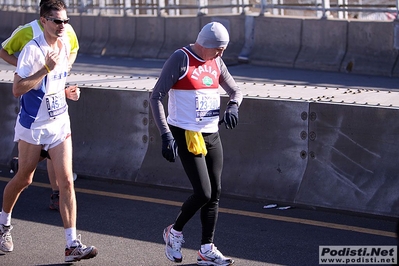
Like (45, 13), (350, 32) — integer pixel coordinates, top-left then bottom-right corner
(65, 227), (77, 247)
(0, 209), (11, 226)
(171, 228), (182, 235)
(201, 243), (213, 253)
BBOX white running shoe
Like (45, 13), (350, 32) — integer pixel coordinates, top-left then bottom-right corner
(197, 244), (234, 266)
(163, 224), (184, 262)
(0, 224), (13, 252)
(65, 234), (98, 262)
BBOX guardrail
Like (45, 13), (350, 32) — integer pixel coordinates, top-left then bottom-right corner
(1, 11), (398, 77)
(1, 72), (399, 218)
(0, 0), (397, 19)
(258, 1), (398, 19)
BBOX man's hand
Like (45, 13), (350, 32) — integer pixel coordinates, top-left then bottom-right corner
(45, 51), (59, 71)
(65, 85), (80, 101)
(161, 132), (178, 162)
(223, 101), (239, 129)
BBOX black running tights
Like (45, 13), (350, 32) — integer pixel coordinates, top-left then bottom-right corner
(170, 125), (223, 245)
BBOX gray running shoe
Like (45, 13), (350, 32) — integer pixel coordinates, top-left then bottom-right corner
(65, 234), (98, 262)
(197, 244), (234, 266)
(0, 224), (13, 252)
(163, 224), (184, 262)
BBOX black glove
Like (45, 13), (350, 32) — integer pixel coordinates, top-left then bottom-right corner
(223, 101), (239, 129)
(161, 132), (178, 162)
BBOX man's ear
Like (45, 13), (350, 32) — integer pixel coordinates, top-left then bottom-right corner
(39, 16), (47, 26)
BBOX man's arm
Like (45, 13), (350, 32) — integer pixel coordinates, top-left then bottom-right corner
(65, 24), (79, 71)
(13, 48), (58, 98)
(68, 52), (77, 72)
(1, 24), (35, 67)
(13, 68), (48, 97)
(149, 50), (185, 136)
(0, 48), (17, 66)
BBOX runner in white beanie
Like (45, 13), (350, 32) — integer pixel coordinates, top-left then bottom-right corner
(151, 17), (241, 266)
(196, 22), (230, 48)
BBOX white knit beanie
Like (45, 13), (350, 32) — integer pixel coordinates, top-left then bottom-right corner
(196, 22), (230, 48)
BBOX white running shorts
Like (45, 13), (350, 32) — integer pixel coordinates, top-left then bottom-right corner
(14, 118), (71, 151)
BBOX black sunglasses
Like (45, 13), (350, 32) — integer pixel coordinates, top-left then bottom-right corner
(46, 17), (70, 25)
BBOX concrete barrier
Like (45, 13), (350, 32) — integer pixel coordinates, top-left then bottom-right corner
(2, 77), (399, 217)
(71, 15), (96, 54)
(0, 11), (27, 41)
(296, 103), (399, 217)
(2, 12), (399, 217)
(250, 15), (303, 68)
(24, 12), (38, 25)
(0, 82), (18, 165)
(295, 18), (347, 72)
(129, 16), (165, 58)
(220, 98), (309, 201)
(152, 15), (246, 64)
(157, 16), (201, 59)
(340, 20), (399, 77)
(69, 14), (81, 45)
(2, 11), (399, 78)
(136, 105), (189, 188)
(0, 11), (12, 41)
(200, 15), (246, 65)
(87, 15), (111, 56)
(392, 20), (399, 77)
(68, 87), (150, 181)
(104, 16), (136, 57)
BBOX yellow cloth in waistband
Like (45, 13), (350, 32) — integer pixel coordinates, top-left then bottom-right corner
(185, 130), (207, 156)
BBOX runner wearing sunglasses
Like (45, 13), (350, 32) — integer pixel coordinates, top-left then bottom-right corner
(0, 0), (98, 263)
(0, 0), (79, 212)
(46, 17), (70, 25)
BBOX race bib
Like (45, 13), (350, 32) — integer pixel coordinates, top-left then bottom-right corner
(46, 90), (67, 117)
(195, 92), (220, 122)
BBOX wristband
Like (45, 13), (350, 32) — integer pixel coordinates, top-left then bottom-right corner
(44, 64), (51, 73)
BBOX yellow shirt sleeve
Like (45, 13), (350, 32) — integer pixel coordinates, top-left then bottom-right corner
(65, 24), (79, 54)
(1, 25), (34, 55)
(2, 21), (79, 56)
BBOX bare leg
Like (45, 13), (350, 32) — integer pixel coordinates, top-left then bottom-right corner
(48, 137), (76, 229)
(2, 141), (41, 213)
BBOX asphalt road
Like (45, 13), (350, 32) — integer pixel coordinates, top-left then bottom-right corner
(0, 165), (397, 266)
(0, 54), (398, 266)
